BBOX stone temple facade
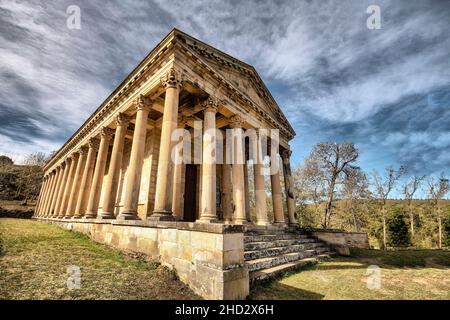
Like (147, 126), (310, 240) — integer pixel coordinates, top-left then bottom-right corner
(33, 29), (339, 299)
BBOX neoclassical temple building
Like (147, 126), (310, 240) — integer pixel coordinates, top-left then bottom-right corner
(34, 29), (342, 299)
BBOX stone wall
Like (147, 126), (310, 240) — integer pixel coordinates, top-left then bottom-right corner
(308, 230), (369, 255)
(39, 218), (249, 300)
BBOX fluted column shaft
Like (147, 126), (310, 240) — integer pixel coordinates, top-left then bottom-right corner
(152, 68), (182, 220)
(49, 166), (63, 217)
(198, 99), (218, 222)
(100, 113), (129, 219)
(35, 176), (47, 216)
(254, 130), (269, 225)
(120, 96), (152, 220)
(172, 118), (187, 219)
(74, 139), (99, 218)
(85, 128), (113, 218)
(281, 150), (297, 225)
(222, 139), (233, 222)
(54, 160), (70, 217)
(66, 148), (88, 218)
(271, 160), (285, 225)
(230, 115), (247, 224)
(42, 172), (56, 216)
(61, 154), (78, 217)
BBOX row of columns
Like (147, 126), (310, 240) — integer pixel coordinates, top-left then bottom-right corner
(35, 68), (297, 225)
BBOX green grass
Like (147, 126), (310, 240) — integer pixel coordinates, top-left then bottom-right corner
(251, 248), (450, 300)
(0, 218), (200, 300)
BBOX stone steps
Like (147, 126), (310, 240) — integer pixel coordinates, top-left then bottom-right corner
(249, 255), (332, 285)
(244, 238), (316, 251)
(244, 230), (334, 286)
(245, 242), (328, 261)
(244, 233), (308, 243)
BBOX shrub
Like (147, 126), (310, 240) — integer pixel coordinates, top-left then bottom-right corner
(387, 207), (411, 247)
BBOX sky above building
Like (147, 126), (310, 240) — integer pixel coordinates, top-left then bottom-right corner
(1, 0), (449, 196)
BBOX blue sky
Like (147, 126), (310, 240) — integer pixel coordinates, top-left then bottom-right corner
(1, 0), (449, 196)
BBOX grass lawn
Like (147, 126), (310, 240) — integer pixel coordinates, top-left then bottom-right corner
(0, 218), (200, 300)
(251, 248), (450, 300)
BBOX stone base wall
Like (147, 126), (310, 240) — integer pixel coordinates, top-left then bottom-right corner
(309, 230), (369, 255)
(36, 218), (249, 300)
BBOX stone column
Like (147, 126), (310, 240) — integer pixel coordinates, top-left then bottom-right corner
(48, 166), (63, 217)
(100, 113), (130, 219)
(54, 160), (70, 217)
(270, 157), (285, 225)
(152, 68), (182, 220)
(119, 95), (153, 220)
(172, 116), (187, 219)
(243, 155), (250, 221)
(65, 147), (87, 218)
(198, 98), (218, 222)
(36, 176), (49, 216)
(42, 171), (56, 217)
(222, 135), (233, 222)
(254, 130), (269, 226)
(85, 127), (114, 219)
(74, 138), (99, 218)
(230, 115), (247, 224)
(59, 154), (78, 217)
(281, 149), (297, 225)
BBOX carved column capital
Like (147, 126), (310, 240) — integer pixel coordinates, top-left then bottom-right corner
(133, 94), (153, 112)
(229, 114), (244, 128)
(116, 112), (131, 126)
(88, 138), (100, 151)
(281, 149), (292, 161)
(202, 97), (219, 113)
(78, 145), (89, 155)
(161, 67), (183, 89)
(100, 127), (115, 139)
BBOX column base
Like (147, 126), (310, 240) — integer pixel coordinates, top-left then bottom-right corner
(196, 217), (220, 224)
(63, 215), (74, 219)
(117, 211), (139, 220)
(97, 212), (116, 220)
(84, 212), (98, 219)
(149, 210), (175, 221)
(232, 219), (250, 225)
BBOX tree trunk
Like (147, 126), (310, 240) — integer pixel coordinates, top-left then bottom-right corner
(382, 207), (387, 250)
(324, 177), (337, 229)
(409, 202), (414, 238)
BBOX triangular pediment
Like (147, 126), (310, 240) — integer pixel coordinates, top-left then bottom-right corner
(173, 29), (295, 137)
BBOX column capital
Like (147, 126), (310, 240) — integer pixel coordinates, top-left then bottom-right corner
(100, 126), (115, 139)
(60, 162), (66, 169)
(88, 138), (100, 151)
(229, 114), (244, 128)
(202, 97), (219, 113)
(116, 112), (131, 126)
(281, 149), (292, 160)
(78, 145), (89, 155)
(133, 94), (153, 112)
(161, 67), (183, 89)
(67, 153), (77, 160)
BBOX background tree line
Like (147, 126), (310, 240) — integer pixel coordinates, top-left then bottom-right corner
(0, 153), (49, 205)
(293, 142), (450, 249)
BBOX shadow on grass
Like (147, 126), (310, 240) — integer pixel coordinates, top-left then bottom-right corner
(250, 282), (325, 300)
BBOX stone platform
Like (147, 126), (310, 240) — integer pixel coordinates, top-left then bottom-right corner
(35, 217), (249, 300)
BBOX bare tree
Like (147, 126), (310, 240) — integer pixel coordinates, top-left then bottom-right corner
(427, 173), (449, 249)
(304, 142), (359, 228)
(342, 167), (370, 232)
(402, 175), (425, 238)
(372, 166), (405, 249)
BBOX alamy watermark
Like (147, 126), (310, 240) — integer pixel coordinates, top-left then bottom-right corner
(366, 5), (382, 30)
(67, 265), (81, 290)
(66, 5), (81, 30)
(366, 265), (381, 290)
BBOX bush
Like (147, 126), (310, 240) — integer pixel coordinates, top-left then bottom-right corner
(387, 207), (411, 247)
(443, 209), (450, 247)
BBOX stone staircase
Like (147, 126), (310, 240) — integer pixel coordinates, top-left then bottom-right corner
(244, 229), (335, 286)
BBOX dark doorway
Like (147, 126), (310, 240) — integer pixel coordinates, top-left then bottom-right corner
(183, 164), (198, 222)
